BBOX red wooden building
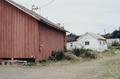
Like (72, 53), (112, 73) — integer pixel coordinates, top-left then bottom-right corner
(0, 0), (66, 62)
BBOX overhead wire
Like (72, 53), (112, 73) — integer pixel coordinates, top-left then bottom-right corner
(31, 0), (55, 8)
(40, 0), (55, 8)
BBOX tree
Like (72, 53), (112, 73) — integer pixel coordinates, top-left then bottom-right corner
(111, 30), (120, 38)
(102, 33), (112, 39)
(103, 29), (120, 39)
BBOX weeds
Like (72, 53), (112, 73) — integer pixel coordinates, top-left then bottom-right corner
(73, 48), (97, 59)
(64, 52), (80, 61)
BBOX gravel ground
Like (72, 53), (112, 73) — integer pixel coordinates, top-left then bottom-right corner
(0, 55), (120, 79)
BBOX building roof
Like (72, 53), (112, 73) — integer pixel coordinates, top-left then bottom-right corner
(5, 0), (67, 32)
(85, 32), (106, 40)
(67, 32), (106, 43)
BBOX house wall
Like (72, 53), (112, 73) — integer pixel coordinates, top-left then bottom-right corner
(67, 41), (82, 50)
(107, 39), (120, 46)
(67, 34), (107, 51)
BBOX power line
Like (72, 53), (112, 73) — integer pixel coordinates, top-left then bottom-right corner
(31, 0), (55, 15)
(40, 0), (55, 8)
(31, 0), (55, 8)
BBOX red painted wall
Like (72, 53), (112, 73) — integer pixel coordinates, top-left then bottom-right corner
(0, 0), (39, 59)
(0, 0), (66, 61)
(39, 22), (65, 60)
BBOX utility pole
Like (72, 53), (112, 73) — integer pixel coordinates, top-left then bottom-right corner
(104, 29), (107, 34)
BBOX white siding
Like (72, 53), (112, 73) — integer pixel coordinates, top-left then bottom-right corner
(107, 39), (120, 46)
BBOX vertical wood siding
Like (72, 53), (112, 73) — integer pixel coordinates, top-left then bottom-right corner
(0, 0), (65, 60)
(0, 0), (39, 59)
(39, 22), (65, 60)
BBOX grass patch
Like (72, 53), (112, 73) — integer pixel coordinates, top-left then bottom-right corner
(100, 58), (120, 79)
(17, 49), (120, 67)
(97, 49), (119, 58)
(25, 53), (93, 67)
(64, 52), (80, 61)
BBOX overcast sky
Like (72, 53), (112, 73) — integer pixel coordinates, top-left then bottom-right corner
(13, 0), (120, 35)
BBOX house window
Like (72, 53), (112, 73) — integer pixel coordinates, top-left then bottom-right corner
(70, 43), (73, 47)
(100, 41), (102, 45)
(100, 41), (106, 45)
(103, 41), (106, 45)
(85, 41), (90, 45)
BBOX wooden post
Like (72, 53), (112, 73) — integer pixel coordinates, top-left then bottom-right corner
(11, 58), (14, 65)
(11, 58), (14, 61)
(35, 59), (39, 65)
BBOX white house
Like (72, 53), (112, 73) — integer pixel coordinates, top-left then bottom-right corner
(67, 33), (108, 52)
(107, 38), (120, 46)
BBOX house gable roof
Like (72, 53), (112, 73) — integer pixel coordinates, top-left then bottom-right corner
(88, 33), (106, 40)
(5, 0), (66, 32)
(77, 32), (106, 41)
(85, 32), (106, 40)
(67, 33), (106, 43)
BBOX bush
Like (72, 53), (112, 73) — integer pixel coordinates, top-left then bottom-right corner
(111, 42), (120, 49)
(73, 48), (97, 59)
(81, 49), (97, 59)
(116, 46), (120, 49)
(112, 42), (120, 47)
(49, 51), (65, 61)
(73, 48), (86, 56)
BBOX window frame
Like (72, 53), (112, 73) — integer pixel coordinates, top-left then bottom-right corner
(85, 41), (90, 45)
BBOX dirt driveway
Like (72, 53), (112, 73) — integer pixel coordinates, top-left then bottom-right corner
(0, 55), (120, 79)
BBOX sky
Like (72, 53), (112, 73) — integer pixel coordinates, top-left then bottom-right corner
(13, 0), (120, 35)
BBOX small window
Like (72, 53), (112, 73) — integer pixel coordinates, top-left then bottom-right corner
(100, 41), (105, 45)
(70, 43), (73, 47)
(100, 41), (102, 45)
(85, 41), (90, 45)
(103, 41), (106, 45)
